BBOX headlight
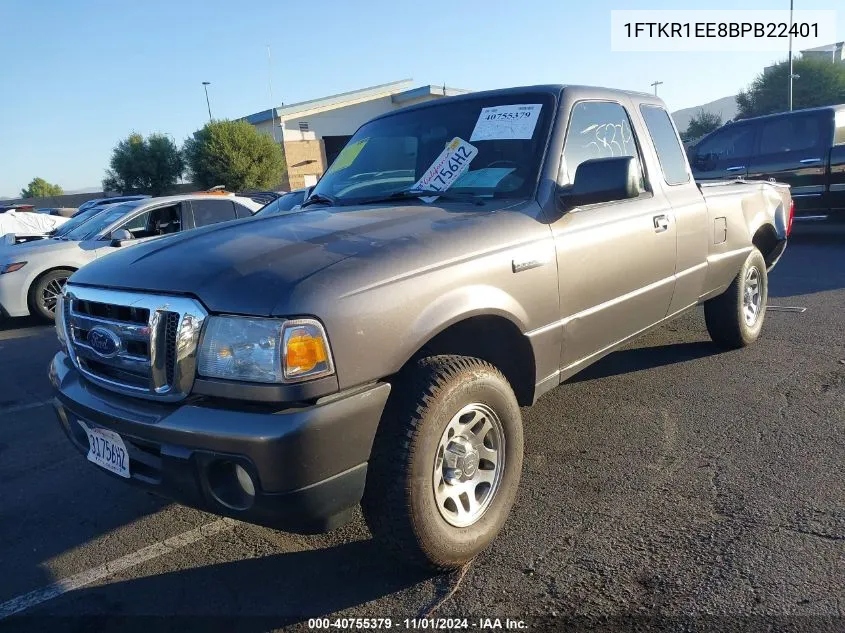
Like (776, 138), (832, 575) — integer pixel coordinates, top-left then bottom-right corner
(197, 316), (334, 384)
(0, 261), (27, 274)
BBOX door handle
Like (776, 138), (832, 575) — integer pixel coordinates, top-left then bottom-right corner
(725, 165), (746, 172)
(653, 215), (669, 233)
(799, 158), (821, 164)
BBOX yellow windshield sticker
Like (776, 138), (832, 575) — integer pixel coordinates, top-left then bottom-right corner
(327, 139), (368, 173)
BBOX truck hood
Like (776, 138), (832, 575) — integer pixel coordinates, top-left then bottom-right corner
(69, 201), (518, 315)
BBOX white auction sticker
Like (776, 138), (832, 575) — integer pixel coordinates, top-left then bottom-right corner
(470, 104), (542, 141)
(413, 137), (478, 202)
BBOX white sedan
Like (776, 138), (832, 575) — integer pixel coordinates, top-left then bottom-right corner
(0, 193), (262, 321)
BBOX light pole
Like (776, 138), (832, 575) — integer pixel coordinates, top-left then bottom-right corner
(650, 80), (663, 96)
(788, 0), (794, 111)
(202, 81), (213, 122)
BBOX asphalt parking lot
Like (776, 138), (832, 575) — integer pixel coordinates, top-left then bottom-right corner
(0, 228), (842, 633)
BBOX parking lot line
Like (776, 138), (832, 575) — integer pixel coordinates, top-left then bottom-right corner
(0, 518), (235, 619)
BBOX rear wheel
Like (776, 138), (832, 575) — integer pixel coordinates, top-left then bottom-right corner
(362, 355), (524, 570)
(704, 248), (767, 348)
(30, 269), (72, 322)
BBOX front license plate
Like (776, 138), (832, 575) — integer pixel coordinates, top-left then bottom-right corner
(79, 421), (130, 478)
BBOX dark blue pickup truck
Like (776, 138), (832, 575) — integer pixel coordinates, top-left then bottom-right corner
(689, 104), (845, 222)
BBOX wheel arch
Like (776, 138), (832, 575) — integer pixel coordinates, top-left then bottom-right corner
(400, 314), (537, 407)
(27, 266), (77, 312)
(751, 222), (780, 268)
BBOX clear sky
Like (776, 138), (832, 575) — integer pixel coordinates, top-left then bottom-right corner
(1, 0), (842, 197)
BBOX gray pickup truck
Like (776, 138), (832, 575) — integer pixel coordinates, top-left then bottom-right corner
(51, 85), (792, 570)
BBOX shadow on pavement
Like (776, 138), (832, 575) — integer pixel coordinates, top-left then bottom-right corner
(768, 228), (845, 299)
(0, 315), (49, 333)
(566, 341), (724, 384)
(20, 537), (434, 632)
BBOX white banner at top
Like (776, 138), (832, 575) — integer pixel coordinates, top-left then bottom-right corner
(611, 10), (837, 52)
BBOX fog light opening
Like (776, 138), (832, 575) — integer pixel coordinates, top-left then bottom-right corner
(206, 460), (256, 511)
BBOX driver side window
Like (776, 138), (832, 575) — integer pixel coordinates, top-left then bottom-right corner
(561, 101), (645, 190)
(115, 204), (182, 239)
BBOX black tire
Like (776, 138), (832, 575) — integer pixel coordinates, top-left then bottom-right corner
(704, 248), (768, 349)
(29, 269), (72, 322)
(362, 355), (524, 570)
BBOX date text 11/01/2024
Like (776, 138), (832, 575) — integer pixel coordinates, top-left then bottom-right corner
(307, 618), (527, 630)
(623, 22), (819, 38)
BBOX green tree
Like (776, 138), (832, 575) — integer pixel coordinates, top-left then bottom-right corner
(682, 109), (723, 143)
(183, 120), (285, 190)
(736, 57), (845, 119)
(20, 177), (63, 198)
(102, 133), (184, 196)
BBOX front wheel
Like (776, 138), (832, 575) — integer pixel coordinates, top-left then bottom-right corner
(362, 355), (524, 570)
(30, 269), (73, 322)
(704, 248), (768, 349)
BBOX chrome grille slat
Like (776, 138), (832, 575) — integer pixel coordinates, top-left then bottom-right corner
(69, 312), (152, 342)
(74, 343), (149, 373)
(63, 285), (207, 402)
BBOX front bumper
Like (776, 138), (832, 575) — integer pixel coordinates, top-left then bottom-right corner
(0, 270), (30, 318)
(50, 351), (391, 532)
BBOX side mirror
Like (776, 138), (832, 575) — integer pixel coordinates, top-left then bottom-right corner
(109, 228), (133, 246)
(3, 233), (14, 246)
(562, 156), (641, 207)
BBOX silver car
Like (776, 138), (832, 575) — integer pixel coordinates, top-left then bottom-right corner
(0, 193), (262, 321)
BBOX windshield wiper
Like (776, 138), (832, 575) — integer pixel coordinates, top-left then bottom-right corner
(300, 193), (338, 208)
(354, 189), (486, 206)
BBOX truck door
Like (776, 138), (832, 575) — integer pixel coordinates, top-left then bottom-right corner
(551, 99), (677, 371)
(689, 121), (757, 181)
(747, 111), (831, 216)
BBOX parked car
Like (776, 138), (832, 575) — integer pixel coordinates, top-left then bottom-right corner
(0, 193), (262, 321)
(51, 85), (791, 569)
(75, 195), (150, 216)
(0, 208), (69, 242)
(689, 103), (845, 221)
(37, 207), (77, 218)
(0, 204), (35, 213)
(236, 191), (284, 207)
(3, 204), (118, 246)
(254, 188), (310, 215)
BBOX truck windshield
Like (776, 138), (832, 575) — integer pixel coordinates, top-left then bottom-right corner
(63, 200), (144, 241)
(311, 92), (556, 205)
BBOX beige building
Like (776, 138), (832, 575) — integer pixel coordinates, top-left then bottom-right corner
(242, 79), (471, 189)
(800, 41), (845, 64)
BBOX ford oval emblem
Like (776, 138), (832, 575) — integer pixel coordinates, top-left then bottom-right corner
(87, 327), (121, 358)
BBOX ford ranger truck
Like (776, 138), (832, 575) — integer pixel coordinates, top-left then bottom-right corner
(51, 86), (792, 570)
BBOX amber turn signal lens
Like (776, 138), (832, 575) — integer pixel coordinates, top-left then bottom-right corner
(285, 330), (328, 375)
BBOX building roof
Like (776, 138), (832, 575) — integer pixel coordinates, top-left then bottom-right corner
(391, 84), (473, 104)
(800, 41), (843, 53)
(243, 79), (414, 125)
(242, 79), (473, 124)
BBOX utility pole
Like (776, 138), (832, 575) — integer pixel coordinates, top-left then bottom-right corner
(650, 80), (663, 96)
(788, 0), (794, 111)
(202, 81), (212, 122)
(267, 45), (278, 144)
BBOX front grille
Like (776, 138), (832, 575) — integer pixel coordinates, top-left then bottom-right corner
(62, 285), (207, 402)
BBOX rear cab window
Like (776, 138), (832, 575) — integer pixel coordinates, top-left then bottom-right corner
(639, 105), (690, 185)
